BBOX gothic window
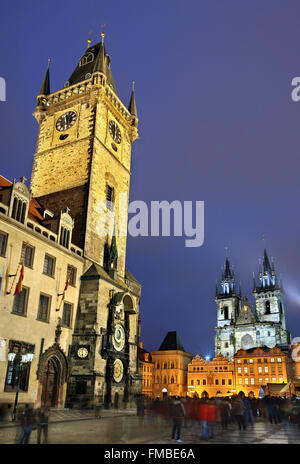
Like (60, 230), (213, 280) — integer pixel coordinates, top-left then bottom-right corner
(265, 300), (271, 315)
(11, 197), (27, 224)
(170, 377), (174, 384)
(224, 306), (229, 320)
(4, 341), (34, 392)
(241, 334), (254, 350)
(59, 226), (71, 249)
(79, 53), (94, 67)
(106, 184), (115, 211)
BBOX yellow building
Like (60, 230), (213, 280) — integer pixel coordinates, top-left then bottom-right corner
(0, 33), (143, 411)
(187, 354), (235, 398)
(137, 342), (154, 398)
(234, 346), (293, 397)
(151, 332), (193, 399)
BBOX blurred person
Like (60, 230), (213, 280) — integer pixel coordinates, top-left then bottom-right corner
(170, 396), (185, 443)
(18, 404), (36, 444)
(243, 394), (254, 428)
(37, 406), (50, 444)
(232, 393), (245, 431)
(207, 399), (217, 439)
(220, 399), (231, 430)
(199, 399), (209, 440)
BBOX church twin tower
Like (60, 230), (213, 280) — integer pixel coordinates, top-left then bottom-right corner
(215, 249), (290, 360)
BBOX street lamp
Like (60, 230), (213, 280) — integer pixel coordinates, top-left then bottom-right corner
(8, 350), (34, 421)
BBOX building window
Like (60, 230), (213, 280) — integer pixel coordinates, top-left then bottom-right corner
(106, 185), (115, 211)
(264, 366), (269, 373)
(238, 367), (242, 374)
(277, 358), (282, 363)
(239, 378), (242, 384)
(215, 379), (219, 385)
(270, 358), (275, 363)
(251, 378), (255, 385)
(22, 243), (34, 268)
(62, 302), (73, 328)
(244, 367), (248, 373)
(237, 359), (241, 364)
(4, 342), (34, 392)
(12, 287), (29, 316)
(171, 377), (174, 384)
(223, 306), (229, 319)
(0, 231), (8, 257)
(164, 362), (167, 369)
(249, 359), (253, 364)
(272, 378), (276, 382)
(157, 377), (159, 384)
(258, 378), (263, 384)
(59, 226), (71, 249)
(191, 380), (194, 386)
(258, 366), (262, 373)
(225, 342), (228, 348)
(228, 379), (232, 385)
(265, 300), (271, 315)
(43, 254), (55, 277)
(197, 380), (200, 385)
(265, 378), (269, 383)
(203, 379), (206, 385)
(37, 294), (51, 322)
(67, 265), (77, 287)
(11, 198), (27, 223)
(279, 378), (283, 383)
(245, 378), (249, 385)
(222, 379), (225, 385)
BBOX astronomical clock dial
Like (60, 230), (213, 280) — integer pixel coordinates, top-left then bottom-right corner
(56, 111), (77, 132)
(109, 120), (122, 144)
(77, 347), (89, 359)
(112, 324), (125, 352)
(113, 359), (124, 383)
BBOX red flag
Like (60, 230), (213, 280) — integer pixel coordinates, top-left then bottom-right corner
(62, 277), (69, 301)
(14, 263), (24, 295)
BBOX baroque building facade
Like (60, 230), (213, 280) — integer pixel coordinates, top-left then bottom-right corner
(215, 250), (290, 361)
(0, 34), (142, 410)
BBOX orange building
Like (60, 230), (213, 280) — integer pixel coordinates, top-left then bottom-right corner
(234, 346), (293, 397)
(187, 354), (235, 398)
(137, 341), (154, 398)
(151, 332), (193, 399)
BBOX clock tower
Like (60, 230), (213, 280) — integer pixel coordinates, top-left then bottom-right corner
(31, 34), (142, 408)
(31, 34), (138, 276)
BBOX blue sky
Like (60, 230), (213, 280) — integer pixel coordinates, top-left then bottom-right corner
(1, 0), (300, 356)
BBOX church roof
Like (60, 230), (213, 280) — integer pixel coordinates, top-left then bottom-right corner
(67, 41), (117, 93)
(158, 331), (185, 352)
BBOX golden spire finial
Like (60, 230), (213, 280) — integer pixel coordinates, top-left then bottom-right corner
(101, 23), (106, 43)
(132, 80), (135, 91)
(87, 30), (92, 48)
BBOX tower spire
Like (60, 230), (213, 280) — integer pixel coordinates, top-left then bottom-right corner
(39, 58), (51, 96)
(128, 80), (138, 128)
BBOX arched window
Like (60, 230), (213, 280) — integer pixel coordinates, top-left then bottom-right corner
(164, 362), (167, 369)
(171, 362), (174, 369)
(224, 306), (229, 320)
(171, 377), (174, 384)
(265, 300), (271, 315)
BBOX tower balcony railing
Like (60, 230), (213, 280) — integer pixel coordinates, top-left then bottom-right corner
(36, 73), (133, 125)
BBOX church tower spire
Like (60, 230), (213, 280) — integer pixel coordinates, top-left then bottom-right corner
(38, 59), (51, 96)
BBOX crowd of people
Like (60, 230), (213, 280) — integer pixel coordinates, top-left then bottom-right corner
(135, 392), (300, 442)
(15, 404), (50, 444)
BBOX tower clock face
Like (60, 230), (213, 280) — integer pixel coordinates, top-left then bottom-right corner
(113, 358), (124, 383)
(109, 120), (122, 144)
(77, 347), (89, 358)
(112, 324), (125, 352)
(56, 111), (77, 132)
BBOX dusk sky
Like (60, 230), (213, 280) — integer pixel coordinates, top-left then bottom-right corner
(1, 0), (300, 357)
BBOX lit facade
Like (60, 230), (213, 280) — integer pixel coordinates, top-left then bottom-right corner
(187, 354), (234, 398)
(151, 332), (193, 399)
(0, 35), (143, 410)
